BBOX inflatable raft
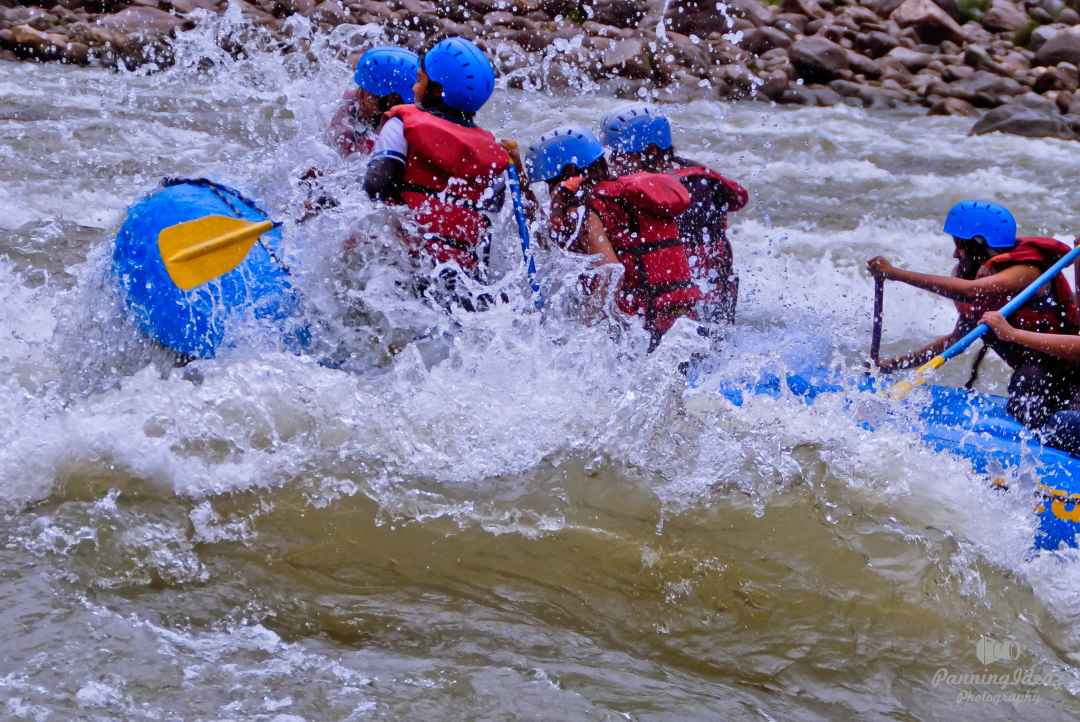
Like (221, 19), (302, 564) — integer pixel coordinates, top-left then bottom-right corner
(112, 178), (308, 359)
(693, 368), (1080, 552)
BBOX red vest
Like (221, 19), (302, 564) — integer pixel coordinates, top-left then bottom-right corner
(955, 236), (1080, 368)
(384, 104), (510, 270)
(587, 172), (701, 334)
(671, 165), (747, 324)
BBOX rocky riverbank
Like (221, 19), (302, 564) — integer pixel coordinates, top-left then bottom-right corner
(4, 0), (1080, 139)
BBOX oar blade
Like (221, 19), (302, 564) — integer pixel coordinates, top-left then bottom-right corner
(158, 215), (272, 291)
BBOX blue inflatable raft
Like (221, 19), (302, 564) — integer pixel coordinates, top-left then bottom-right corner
(112, 178), (308, 359)
(699, 369), (1080, 552)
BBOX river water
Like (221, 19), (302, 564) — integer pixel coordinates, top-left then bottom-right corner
(3, 13), (1080, 721)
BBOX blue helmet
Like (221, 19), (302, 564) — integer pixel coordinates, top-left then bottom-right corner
(525, 127), (604, 183)
(422, 37), (496, 113)
(943, 200), (1017, 250)
(354, 46), (419, 103)
(600, 106), (673, 154)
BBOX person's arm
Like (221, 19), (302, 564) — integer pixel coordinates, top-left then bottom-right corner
(876, 316), (973, 372)
(867, 256), (1039, 304)
(982, 311), (1080, 362)
(582, 211), (620, 266)
(364, 118), (406, 202)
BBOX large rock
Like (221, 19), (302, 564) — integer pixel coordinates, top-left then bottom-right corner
(741, 26), (790, 54)
(854, 30), (900, 58)
(885, 45), (933, 70)
(789, 35), (850, 82)
(950, 68), (1025, 104)
(1034, 62), (1080, 91)
(1029, 24), (1064, 53)
(980, 0), (1029, 32)
(891, 0), (967, 45)
(97, 7), (185, 35)
(847, 50), (883, 78)
(780, 0), (827, 19)
(587, 0), (647, 28)
(971, 98), (1078, 139)
(1035, 28), (1080, 66)
(727, 0), (775, 27)
(929, 96), (980, 114)
(667, 0), (731, 33)
(602, 37), (651, 79)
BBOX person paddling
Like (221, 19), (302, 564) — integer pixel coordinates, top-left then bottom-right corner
(868, 201), (1080, 428)
(600, 106), (748, 325)
(364, 37), (514, 311)
(328, 46), (418, 158)
(525, 126), (701, 350)
(979, 310), (1080, 455)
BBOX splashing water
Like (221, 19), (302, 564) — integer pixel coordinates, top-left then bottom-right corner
(2, 13), (1080, 720)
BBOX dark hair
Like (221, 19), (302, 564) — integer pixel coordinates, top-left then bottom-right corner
(377, 92), (404, 113)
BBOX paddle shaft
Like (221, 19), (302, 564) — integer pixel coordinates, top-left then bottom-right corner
(939, 244), (1080, 363)
(506, 165), (544, 310)
(870, 277), (884, 364)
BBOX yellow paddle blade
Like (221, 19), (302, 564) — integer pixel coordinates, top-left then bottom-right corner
(158, 215), (275, 291)
(887, 355), (946, 402)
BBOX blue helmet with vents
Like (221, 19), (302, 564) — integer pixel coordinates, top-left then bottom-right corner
(600, 106), (673, 154)
(422, 37), (496, 113)
(354, 46), (419, 102)
(943, 200), (1017, 250)
(525, 127), (604, 183)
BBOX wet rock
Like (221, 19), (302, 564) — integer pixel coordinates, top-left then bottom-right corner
(1034, 61), (1080, 91)
(662, 31), (712, 74)
(806, 83), (844, 104)
(781, 0), (828, 19)
(980, 0), (1028, 32)
(775, 84), (817, 104)
(2, 7), (60, 31)
(789, 35), (850, 82)
(942, 62), (975, 80)
(950, 68), (1025, 104)
(586, 0), (647, 28)
(97, 6), (185, 35)
(773, 12), (809, 35)
(1028, 23), (1062, 52)
(272, 0), (316, 16)
(166, 0), (224, 13)
(928, 95), (979, 114)
(886, 45), (933, 69)
(61, 39), (89, 64)
(758, 68), (791, 99)
(854, 30), (900, 57)
(602, 36), (650, 79)
(930, 0), (964, 21)
(1035, 28), (1080, 66)
(1061, 8), (1080, 24)
(971, 97), (1078, 139)
(741, 26), (791, 54)
(891, 0), (967, 44)
(727, 0), (774, 27)
(847, 49), (883, 78)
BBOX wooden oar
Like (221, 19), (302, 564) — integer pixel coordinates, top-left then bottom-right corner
(158, 215), (276, 291)
(889, 244), (1080, 401)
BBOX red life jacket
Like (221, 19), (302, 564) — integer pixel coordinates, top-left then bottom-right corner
(671, 165), (748, 324)
(587, 172), (701, 335)
(955, 236), (1080, 369)
(384, 104), (510, 271)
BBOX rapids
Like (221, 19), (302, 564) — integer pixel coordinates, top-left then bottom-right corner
(2, 13), (1080, 721)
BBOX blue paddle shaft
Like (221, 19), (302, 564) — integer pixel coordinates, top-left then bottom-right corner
(506, 165), (544, 310)
(941, 244), (1080, 362)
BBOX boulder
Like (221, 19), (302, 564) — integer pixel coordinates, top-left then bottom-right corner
(929, 96), (980, 114)
(587, 0), (647, 28)
(602, 36), (651, 79)
(1029, 24), (1063, 53)
(971, 99), (1078, 139)
(789, 35), (850, 82)
(980, 0), (1028, 32)
(667, 0), (730, 34)
(891, 0), (967, 44)
(741, 26), (791, 54)
(1035, 28), (1080, 66)
(950, 68), (1025, 104)
(727, 0), (774, 27)
(1034, 63), (1080, 91)
(854, 30), (900, 57)
(1061, 8), (1080, 24)
(847, 50), (883, 78)
(780, 0), (828, 19)
(97, 7), (185, 35)
(885, 45), (933, 70)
